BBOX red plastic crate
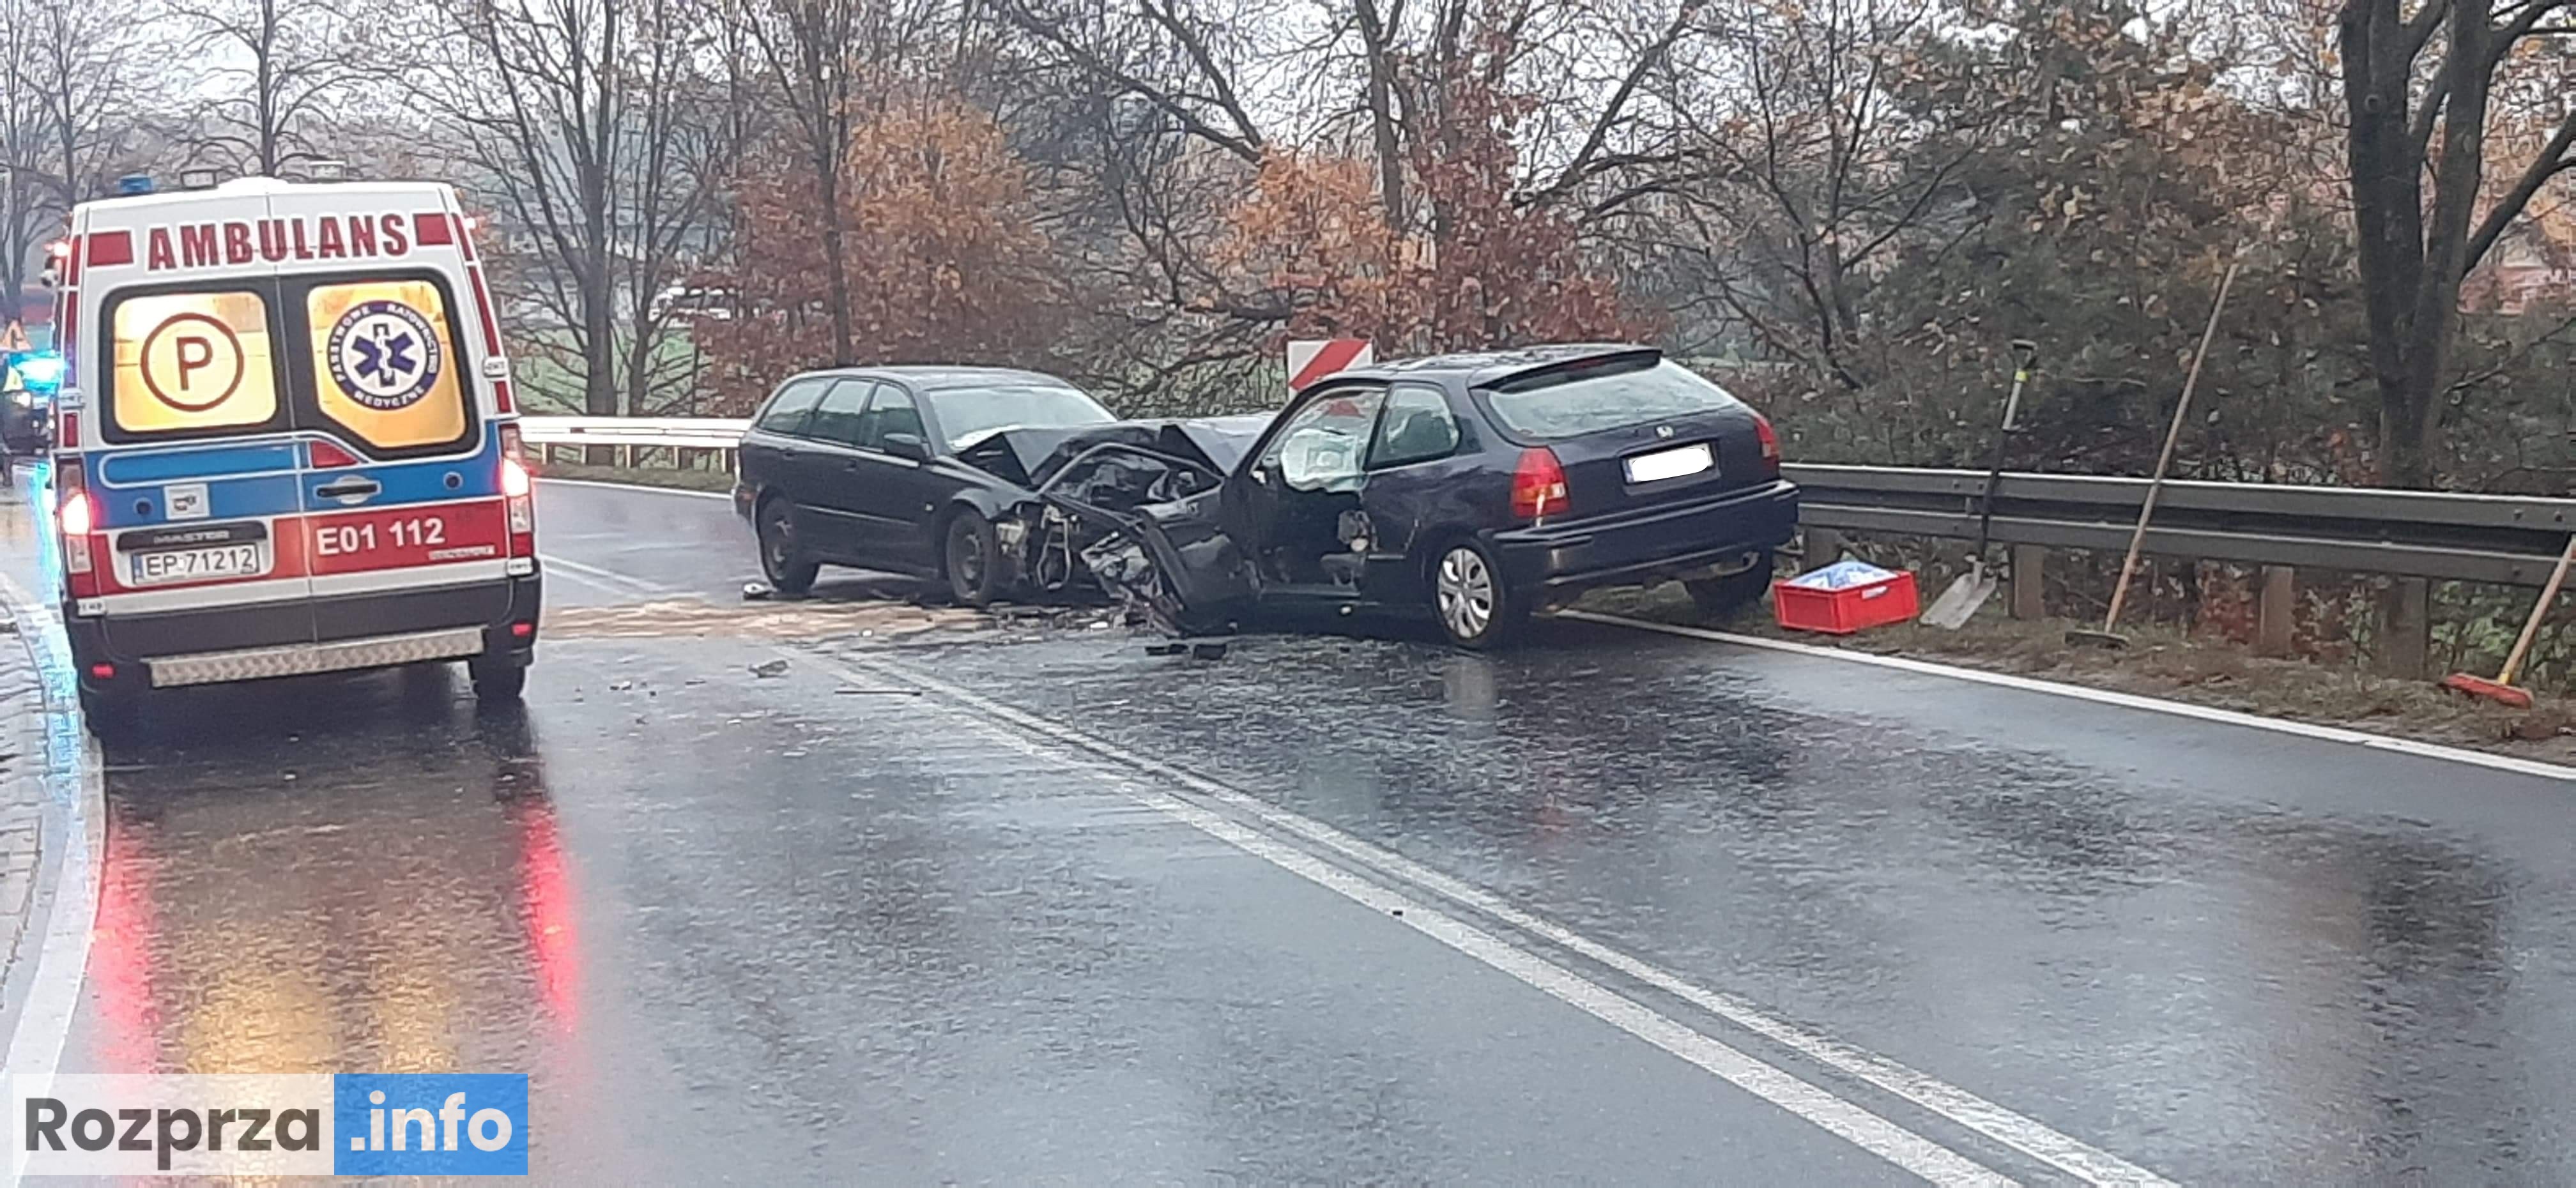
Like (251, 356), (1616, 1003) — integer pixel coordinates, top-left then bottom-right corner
(1772, 570), (1919, 634)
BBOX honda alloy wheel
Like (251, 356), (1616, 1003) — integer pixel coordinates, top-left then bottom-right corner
(1434, 541), (1528, 649)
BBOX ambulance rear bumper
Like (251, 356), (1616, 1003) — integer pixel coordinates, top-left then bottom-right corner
(66, 574), (542, 693)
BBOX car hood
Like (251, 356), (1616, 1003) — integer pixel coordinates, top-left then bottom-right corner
(953, 413), (1273, 491)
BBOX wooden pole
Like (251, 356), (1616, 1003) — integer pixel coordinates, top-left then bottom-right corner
(2101, 257), (2242, 634)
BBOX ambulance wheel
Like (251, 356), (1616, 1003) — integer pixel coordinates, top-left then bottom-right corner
(757, 499), (816, 596)
(470, 657), (528, 703)
(79, 685), (135, 738)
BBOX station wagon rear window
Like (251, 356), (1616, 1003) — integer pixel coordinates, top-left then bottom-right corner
(1479, 358), (1741, 441)
(105, 289), (284, 440)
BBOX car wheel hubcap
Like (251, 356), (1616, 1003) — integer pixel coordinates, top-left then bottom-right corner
(764, 513), (791, 573)
(1437, 547), (1494, 639)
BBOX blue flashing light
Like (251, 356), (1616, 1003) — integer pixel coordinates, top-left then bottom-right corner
(15, 352), (63, 392)
(115, 174), (153, 195)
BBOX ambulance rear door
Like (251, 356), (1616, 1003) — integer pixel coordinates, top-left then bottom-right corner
(80, 184), (321, 660)
(263, 185), (514, 642)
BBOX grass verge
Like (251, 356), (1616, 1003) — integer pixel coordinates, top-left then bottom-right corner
(1577, 582), (2576, 766)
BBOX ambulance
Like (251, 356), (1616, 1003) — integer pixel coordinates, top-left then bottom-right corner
(50, 177), (539, 730)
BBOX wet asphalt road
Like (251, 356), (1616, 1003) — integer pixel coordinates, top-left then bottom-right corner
(10, 476), (2576, 1183)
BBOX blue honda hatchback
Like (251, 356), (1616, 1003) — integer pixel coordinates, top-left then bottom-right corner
(1038, 344), (1800, 647)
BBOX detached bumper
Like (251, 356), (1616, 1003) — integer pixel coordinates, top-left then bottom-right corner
(1493, 478), (1798, 593)
(66, 574), (542, 694)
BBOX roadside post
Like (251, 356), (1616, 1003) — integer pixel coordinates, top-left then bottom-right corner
(1286, 339), (1374, 391)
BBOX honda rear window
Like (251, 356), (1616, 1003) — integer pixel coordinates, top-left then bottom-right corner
(104, 288), (286, 441)
(1479, 358), (1740, 441)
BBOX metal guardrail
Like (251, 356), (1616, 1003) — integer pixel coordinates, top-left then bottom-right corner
(1786, 464), (2576, 586)
(514, 416), (2576, 587)
(519, 415), (746, 450)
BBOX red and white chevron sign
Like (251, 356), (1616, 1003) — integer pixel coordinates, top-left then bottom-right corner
(1285, 338), (1374, 390)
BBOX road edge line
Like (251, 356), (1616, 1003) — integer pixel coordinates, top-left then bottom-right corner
(802, 647), (2018, 1188)
(0, 568), (105, 1182)
(824, 645), (2173, 1187)
(541, 520), (2166, 1185)
(1561, 609), (2576, 783)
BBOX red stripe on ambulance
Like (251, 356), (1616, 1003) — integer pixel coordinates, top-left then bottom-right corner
(307, 500), (509, 576)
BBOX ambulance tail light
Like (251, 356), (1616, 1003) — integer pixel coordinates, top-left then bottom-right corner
(500, 423), (535, 555)
(57, 459), (99, 597)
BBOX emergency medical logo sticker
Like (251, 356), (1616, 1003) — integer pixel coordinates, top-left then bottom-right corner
(325, 300), (441, 411)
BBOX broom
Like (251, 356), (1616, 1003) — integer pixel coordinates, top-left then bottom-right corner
(2439, 533), (2576, 710)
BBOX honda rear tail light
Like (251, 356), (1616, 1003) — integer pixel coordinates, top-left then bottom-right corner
(500, 423), (535, 555)
(1510, 447), (1568, 521)
(1751, 411), (1781, 473)
(57, 458), (98, 596)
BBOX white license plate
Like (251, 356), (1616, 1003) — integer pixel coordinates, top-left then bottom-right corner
(1624, 442), (1714, 484)
(128, 543), (263, 586)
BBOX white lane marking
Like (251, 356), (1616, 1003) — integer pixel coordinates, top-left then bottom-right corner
(538, 552), (671, 600)
(802, 648), (2015, 1187)
(1561, 609), (2576, 783)
(816, 648), (2176, 1188)
(546, 535), (2174, 1187)
(535, 476), (732, 501)
(0, 570), (107, 1185)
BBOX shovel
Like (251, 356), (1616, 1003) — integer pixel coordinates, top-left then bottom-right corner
(1921, 340), (2039, 630)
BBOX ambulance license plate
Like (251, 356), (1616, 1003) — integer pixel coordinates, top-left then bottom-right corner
(130, 544), (263, 586)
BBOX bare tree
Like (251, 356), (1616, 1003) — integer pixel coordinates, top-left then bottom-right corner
(0, 0), (153, 295)
(1635, 0), (1976, 388)
(397, 0), (737, 415)
(2340, 0), (2576, 487)
(736, 0), (938, 365)
(169, 0), (356, 176)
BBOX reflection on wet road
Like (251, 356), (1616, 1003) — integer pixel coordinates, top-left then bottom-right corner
(12, 478), (2576, 1182)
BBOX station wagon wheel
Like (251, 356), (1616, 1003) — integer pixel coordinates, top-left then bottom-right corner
(1434, 540), (1527, 649)
(757, 499), (817, 596)
(944, 512), (1005, 606)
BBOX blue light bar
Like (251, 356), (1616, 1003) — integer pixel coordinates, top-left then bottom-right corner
(116, 174), (153, 195)
(16, 353), (63, 390)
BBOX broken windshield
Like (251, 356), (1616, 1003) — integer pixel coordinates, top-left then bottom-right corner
(930, 384), (1117, 451)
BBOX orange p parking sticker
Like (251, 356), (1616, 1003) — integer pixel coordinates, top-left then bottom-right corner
(112, 291), (279, 434)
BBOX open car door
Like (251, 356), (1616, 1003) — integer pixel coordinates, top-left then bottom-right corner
(1035, 443), (1256, 636)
